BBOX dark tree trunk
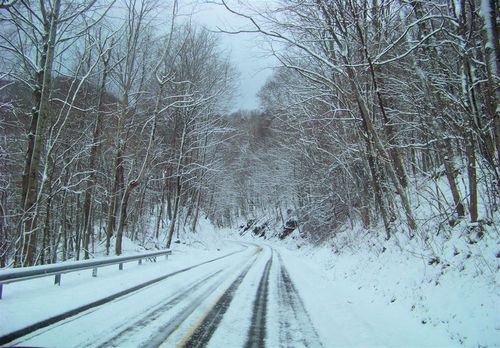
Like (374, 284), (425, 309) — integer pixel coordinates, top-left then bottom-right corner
(83, 53), (110, 259)
(166, 176), (182, 249)
(442, 142), (465, 218)
(115, 180), (139, 255)
(155, 184), (166, 240)
(0, 190), (7, 268)
(106, 147), (124, 255)
(20, 0), (61, 267)
(465, 133), (478, 223)
(364, 134), (391, 239)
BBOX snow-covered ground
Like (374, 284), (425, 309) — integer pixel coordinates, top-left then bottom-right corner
(241, 163), (500, 347)
(0, 239), (240, 337)
(256, 218), (500, 348)
(1, 216), (498, 347)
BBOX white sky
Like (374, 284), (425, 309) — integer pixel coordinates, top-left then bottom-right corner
(180, 1), (277, 111)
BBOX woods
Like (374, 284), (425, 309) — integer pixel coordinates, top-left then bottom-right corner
(217, 0), (499, 242)
(0, 0), (498, 267)
(0, 0), (235, 266)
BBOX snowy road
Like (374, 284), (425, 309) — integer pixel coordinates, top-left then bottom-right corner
(2, 243), (323, 348)
(1, 240), (456, 347)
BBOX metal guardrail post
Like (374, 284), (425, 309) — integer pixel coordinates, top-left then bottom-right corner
(119, 263), (123, 270)
(54, 274), (61, 286)
(0, 249), (172, 299)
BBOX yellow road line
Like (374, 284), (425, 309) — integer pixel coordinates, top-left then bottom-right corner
(174, 246), (262, 347)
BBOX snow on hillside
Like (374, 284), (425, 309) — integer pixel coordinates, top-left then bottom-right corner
(269, 226), (499, 347)
(242, 165), (499, 347)
(86, 216), (233, 260)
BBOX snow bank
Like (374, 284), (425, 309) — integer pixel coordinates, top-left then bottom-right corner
(171, 217), (234, 252)
(243, 160), (500, 346)
(269, 221), (499, 347)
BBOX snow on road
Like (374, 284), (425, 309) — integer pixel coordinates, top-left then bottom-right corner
(0, 241), (248, 346)
(1, 239), (459, 347)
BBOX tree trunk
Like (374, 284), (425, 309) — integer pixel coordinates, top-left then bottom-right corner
(166, 186), (173, 221)
(352, 0), (408, 189)
(74, 195), (82, 260)
(51, 229), (61, 264)
(0, 190), (7, 268)
(359, 169), (371, 229)
(480, 0), (500, 167)
(364, 133), (391, 238)
(21, 75), (42, 211)
(155, 184), (166, 240)
(106, 146), (124, 255)
(457, 0), (479, 223)
(40, 193), (52, 265)
(442, 142), (465, 218)
(83, 51), (110, 259)
(465, 133), (478, 223)
(166, 123), (187, 248)
(191, 189), (202, 233)
(115, 180), (139, 255)
(20, 0), (61, 267)
(166, 176), (182, 248)
(60, 188), (68, 261)
(351, 74), (417, 231)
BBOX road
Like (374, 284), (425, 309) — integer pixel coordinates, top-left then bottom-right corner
(3, 243), (323, 348)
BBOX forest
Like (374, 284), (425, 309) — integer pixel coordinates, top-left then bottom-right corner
(0, 0), (498, 268)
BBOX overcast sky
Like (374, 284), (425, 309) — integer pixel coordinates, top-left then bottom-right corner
(181, 1), (277, 112)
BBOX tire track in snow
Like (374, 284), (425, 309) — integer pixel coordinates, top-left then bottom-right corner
(276, 252), (323, 348)
(155, 248), (262, 348)
(179, 261), (255, 348)
(245, 250), (273, 348)
(2, 246), (250, 347)
(93, 269), (224, 348)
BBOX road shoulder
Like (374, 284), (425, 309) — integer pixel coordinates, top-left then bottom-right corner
(275, 245), (455, 347)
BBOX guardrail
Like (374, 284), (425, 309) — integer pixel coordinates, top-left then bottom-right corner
(0, 249), (172, 299)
